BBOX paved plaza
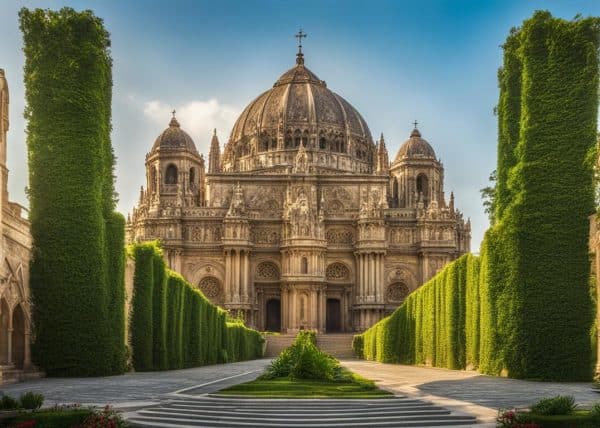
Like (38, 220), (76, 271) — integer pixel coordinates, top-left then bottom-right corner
(1, 358), (598, 426)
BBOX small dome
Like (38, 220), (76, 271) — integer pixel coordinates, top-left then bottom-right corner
(151, 114), (198, 153)
(394, 128), (436, 162)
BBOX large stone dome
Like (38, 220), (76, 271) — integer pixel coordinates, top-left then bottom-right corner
(222, 53), (375, 174)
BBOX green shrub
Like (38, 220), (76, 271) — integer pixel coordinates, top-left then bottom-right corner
(352, 335), (364, 357)
(530, 395), (577, 416)
(0, 394), (20, 410)
(19, 392), (44, 410)
(262, 331), (337, 381)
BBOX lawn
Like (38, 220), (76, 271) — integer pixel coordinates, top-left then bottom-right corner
(217, 375), (393, 398)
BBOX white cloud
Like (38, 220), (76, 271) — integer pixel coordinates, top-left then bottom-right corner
(143, 99), (241, 153)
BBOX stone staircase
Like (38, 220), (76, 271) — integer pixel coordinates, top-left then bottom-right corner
(264, 334), (296, 357)
(316, 334), (356, 358)
(264, 333), (356, 358)
(126, 395), (479, 427)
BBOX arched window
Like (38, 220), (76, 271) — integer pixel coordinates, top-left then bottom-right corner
(301, 257), (308, 274)
(165, 164), (178, 184)
(319, 137), (326, 150)
(189, 167), (196, 186)
(149, 166), (157, 193)
(416, 173), (429, 199)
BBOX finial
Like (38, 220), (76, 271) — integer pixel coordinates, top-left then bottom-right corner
(169, 110), (180, 127)
(410, 120), (421, 138)
(295, 29), (307, 65)
(213, 128), (217, 136)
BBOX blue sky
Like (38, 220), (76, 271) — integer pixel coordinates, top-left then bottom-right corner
(1, 0), (599, 250)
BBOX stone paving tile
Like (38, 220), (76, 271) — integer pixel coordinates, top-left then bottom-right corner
(342, 359), (600, 410)
(342, 359), (600, 426)
(0, 359), (271, 406)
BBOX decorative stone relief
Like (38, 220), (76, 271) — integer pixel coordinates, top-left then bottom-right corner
(250, 227), (280, 245)
(256, 262), (280, 280)
(199, 276), (221, 298)
(386, 282), (410, 303)
(325, 228), (354, 245)
(326, 263), (350, 281)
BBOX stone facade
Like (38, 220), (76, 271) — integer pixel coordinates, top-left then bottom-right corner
(0, 69), (34, 382)
(127, 52), (470, 333)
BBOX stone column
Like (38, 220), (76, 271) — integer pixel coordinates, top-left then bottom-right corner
(7, 327), (12, 365)
(224, 250), (231, 301)
(24, 332), (31, 369)
(242, 250), (249, 302)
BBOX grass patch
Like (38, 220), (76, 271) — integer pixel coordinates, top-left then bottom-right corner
(217, 376), (393, 399)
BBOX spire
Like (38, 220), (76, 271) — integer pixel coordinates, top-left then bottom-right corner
(376, 132), (389, 174)
(449, 191), (455, 212)
(208, 128), (221, 173)
(295, 29), (307, 65)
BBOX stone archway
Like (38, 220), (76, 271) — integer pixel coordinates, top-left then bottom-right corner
(11, 304), (25, 369)
(265, 298), (281, 332)
(0, 299), (9, 364)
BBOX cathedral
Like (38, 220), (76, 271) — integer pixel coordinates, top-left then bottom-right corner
(127, 45), (471, 333)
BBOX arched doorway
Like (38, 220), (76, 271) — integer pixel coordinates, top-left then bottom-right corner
(0, 299), (9, 364)
(326, 299), (341, 333)
(265, 299), (281, 332)
(12, 305), (25, 369)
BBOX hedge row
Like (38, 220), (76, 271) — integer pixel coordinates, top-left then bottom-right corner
(354, 12), (600, 381)
(130, 242), (263, 371)
(20, 7), (126, 376)
(354, 254), (478, 370)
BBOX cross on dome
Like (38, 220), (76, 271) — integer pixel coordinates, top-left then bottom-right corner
(295, 29), (307, 65)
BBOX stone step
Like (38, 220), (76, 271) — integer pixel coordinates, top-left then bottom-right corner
(128, 414), (477, 427)
(126, 396), (479, 427)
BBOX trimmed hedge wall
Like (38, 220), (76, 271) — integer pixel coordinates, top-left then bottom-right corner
(354, 255), (478, 370)
(129, 242), (263, 371)
(20, 7), (126, 376)
(355, 12), (600, 381)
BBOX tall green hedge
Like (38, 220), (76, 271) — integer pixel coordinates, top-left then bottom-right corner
(129, 242), (264, 371)
(20, 7), (125, 376)
(492, 11), (599, 380)
(355, 11), (600, 381)
(355, 255), (479, 370)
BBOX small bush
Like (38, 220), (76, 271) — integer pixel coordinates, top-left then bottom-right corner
(0, 394), (20, 410)
(19, 392), (44, 410)
(591, 402), (600, 416)
(529, 395), (576, 416)
(262, 331), (338, 381)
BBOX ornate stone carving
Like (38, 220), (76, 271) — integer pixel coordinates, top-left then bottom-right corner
(251, 227), (280, 244)
(326, 263), (350, 281)
(227, 183), (245, 217)
(199, 276), (221, 298)
(386, 282), (410, 303)
(325, 227), (354, 245)
(256, 262), (280, 280)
